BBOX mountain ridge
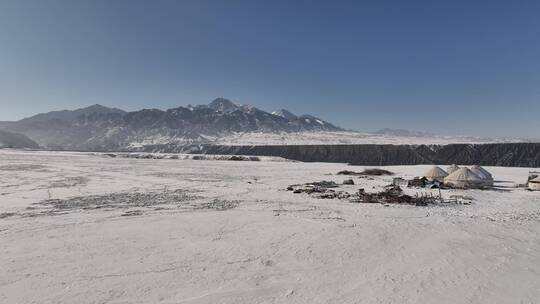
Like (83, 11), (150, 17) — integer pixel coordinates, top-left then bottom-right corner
(19, 104), (126, 124)
(0, 98), (343, 150)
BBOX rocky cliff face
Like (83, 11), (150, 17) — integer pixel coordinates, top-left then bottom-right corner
(185, 143), (540, 167)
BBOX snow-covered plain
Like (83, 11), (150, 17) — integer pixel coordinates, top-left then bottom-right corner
(1, 150), (539, 304)
(214, 131), (531, 146)
(121, 131), (533, 149)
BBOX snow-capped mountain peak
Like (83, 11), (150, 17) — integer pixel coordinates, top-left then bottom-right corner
(272, 109), (298, 120)
(0, 98), (343, 150)
(208, 98), (241, 113)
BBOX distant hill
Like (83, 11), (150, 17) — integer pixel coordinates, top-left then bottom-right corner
(0, 98), (342, 151)
(0, 130), (40, 149)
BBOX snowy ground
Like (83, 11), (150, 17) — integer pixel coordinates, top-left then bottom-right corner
(1, 150), (539, 304)
(213, 131), (530, 145)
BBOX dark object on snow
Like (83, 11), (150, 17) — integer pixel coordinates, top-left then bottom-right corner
(337, 170), (357, 175)
(311, 189), (351, 199)
(288, 180), (339, 195)
(349, 185), (427, 206)
(227, 155), (260, 161)
(426, 182), (442, 189)
(407, 176), (428, 187)
(361, 168), (394, 176)
(311, 181), (339, 188)
(337, 169), (394, 176)
(343, 179), (355, 185)
(121, 210), (143, 216)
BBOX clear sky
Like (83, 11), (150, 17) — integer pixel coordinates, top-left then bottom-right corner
(0, 0), (539, 137)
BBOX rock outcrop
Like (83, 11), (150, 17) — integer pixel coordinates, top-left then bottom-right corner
(185, 143), (540, 167)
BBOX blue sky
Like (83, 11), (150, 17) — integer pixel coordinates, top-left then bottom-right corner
(0, 0), (539, 137)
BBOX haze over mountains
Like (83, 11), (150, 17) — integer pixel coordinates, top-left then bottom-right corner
(0, 130), (40, 149)
(0, 98), (342, 150)
(371, 128), (437, 138)
(1, 97), (535, 152)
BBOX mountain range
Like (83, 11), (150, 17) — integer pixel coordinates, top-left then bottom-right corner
(0, 98), (343, 151)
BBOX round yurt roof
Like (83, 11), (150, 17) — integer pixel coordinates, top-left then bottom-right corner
(424, 166), (448, 178)
(470, 165), (493, 180)
(445, 168), (482, 182)
(447, 164), (460, 174)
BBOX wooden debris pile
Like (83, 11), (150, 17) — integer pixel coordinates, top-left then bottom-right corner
(349, 185), (420, 205)
(407, 176), (428, 187)
(394, 176), (447, 189)
(287, 182), (442, 206)
(287, 181), (350, 199)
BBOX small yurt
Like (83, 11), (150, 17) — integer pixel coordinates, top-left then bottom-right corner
(423, 166), (448, 182)
(444, 167), (483, 188)
(470, 165), (494, 186)
(447, 164), (460, 175)
(529, 176), (540, 191)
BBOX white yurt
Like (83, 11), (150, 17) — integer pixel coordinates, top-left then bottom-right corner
(444, 167), (483, 188)
(447, 164), (460, 175)
(529, 176), (540, 191)
(423, 166), (448, 182)
(470, 165), (494, 186)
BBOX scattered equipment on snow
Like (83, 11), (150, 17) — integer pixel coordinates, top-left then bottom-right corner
(528, 176), (540, 191)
